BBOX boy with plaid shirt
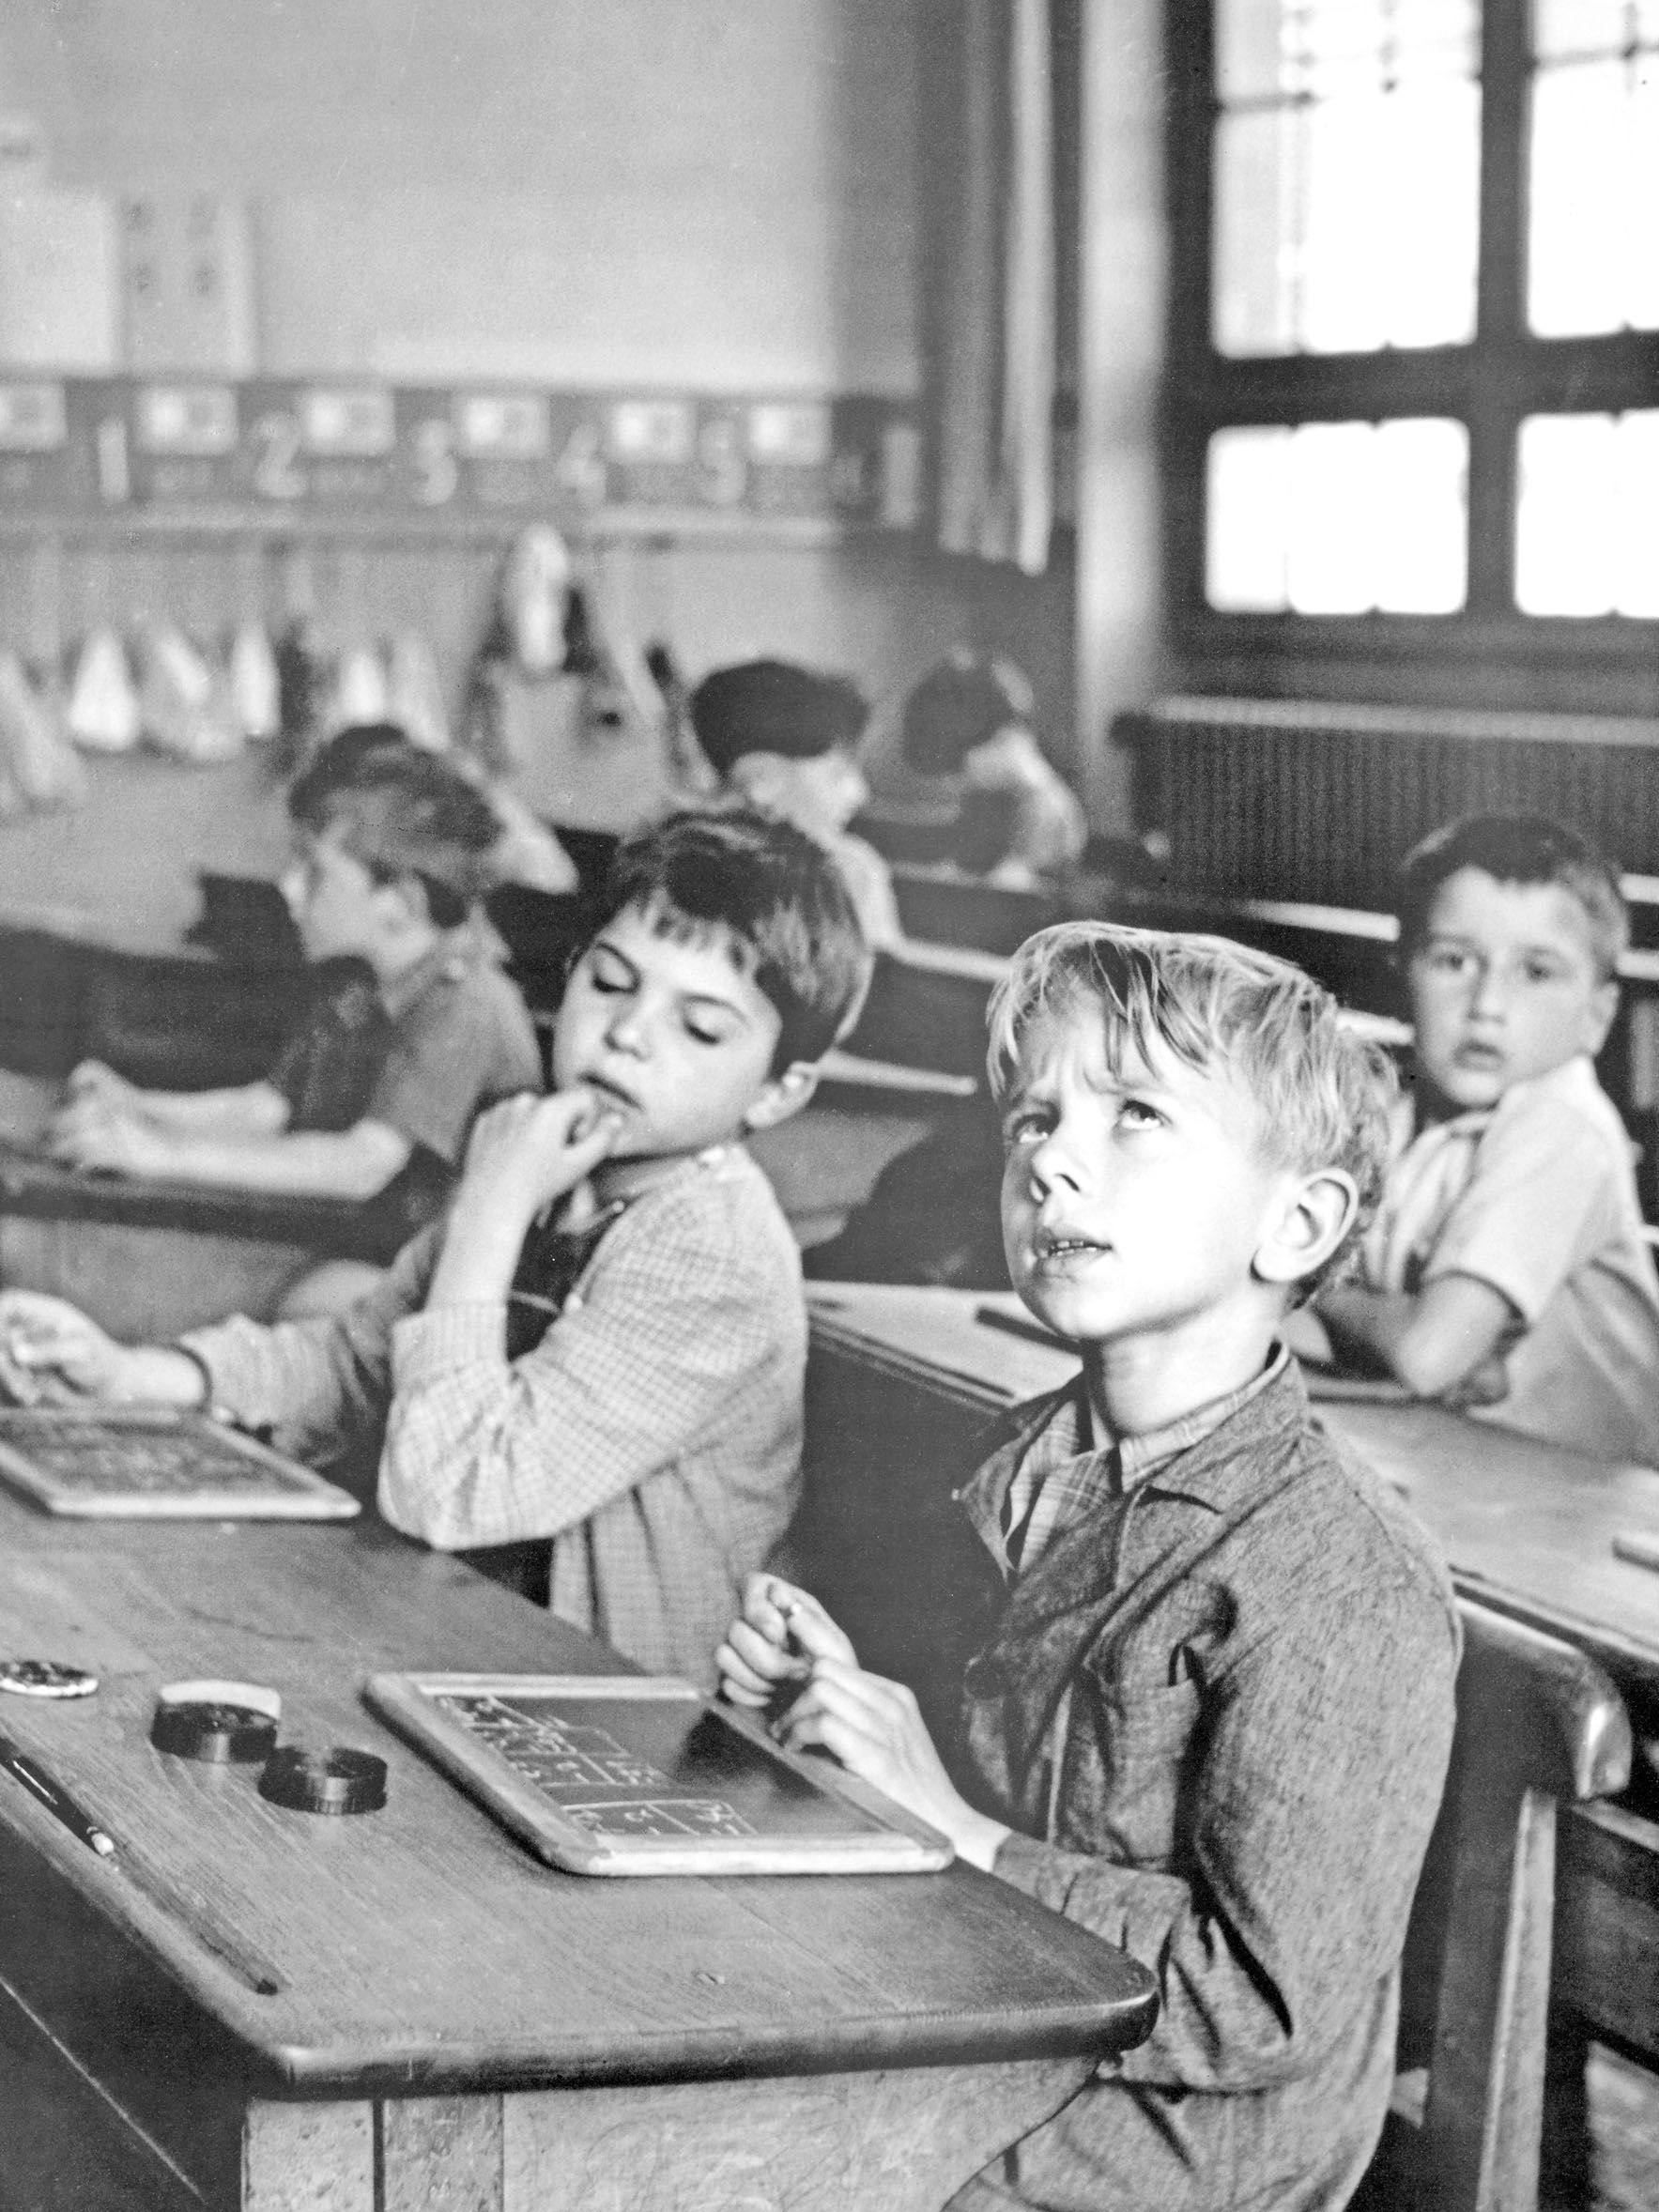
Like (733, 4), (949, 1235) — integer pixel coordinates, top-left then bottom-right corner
(0, 810), (869, 1685)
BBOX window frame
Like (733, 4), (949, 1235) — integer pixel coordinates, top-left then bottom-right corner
(1161, 0), (1659, 699)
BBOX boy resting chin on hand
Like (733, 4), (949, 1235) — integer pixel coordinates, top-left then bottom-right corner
(720, 923), (1459, 2212)
(0, 808), (870, 1688)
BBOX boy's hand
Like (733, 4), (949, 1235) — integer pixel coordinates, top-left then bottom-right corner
(47, 1100), (168, 1177)
(63, 1059), (138, 1112)
(456, 1090), (623, 1227)
(0, 1291), (137, 1405)
(1443, 1351), (1510, 1409)
(715, 1575), (857, 1708)
(774, 1657), (1011, 1872)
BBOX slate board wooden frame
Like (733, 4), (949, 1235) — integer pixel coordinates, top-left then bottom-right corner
(0, 1406), (361, 1519)
(364, 1671), (956, 1878)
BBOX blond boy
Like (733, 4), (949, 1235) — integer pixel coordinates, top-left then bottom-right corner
(722, 924), (1459, 2211)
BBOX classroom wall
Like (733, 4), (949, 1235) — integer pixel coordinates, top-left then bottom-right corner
(0, 0), (1097, 929)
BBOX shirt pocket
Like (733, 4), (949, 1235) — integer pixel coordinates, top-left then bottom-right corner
(1060, 1672), (1205, 1869)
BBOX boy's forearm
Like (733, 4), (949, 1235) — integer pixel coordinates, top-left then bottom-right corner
(1318, 1275), (1513, 1398)
(133, 1122), (411, 1200)
(424, 1199), (535, 1311)
(133, 1082), (290, 1137)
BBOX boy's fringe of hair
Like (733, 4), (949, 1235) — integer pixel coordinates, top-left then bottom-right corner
(288, 723), (503, 927)
(599, 806), (872, 1071)
(1396, 812), (1628, 980)
(988, 922), (1400, 1290)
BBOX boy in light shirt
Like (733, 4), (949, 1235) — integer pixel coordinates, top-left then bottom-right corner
(1298, 813), (1659, 1465)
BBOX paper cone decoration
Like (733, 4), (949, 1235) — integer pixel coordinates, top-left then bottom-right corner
(503, 525), (572, 676)
(137, 624), (243, 762)
(66, 627), (141, 753)
(228, 620), (282, 743)
(0, 653), (86, 809)
(387, 631), (450, 752)
(328, 641), (391, 734)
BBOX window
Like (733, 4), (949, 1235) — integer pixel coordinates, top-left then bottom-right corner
(1164, 0), (1659, 684)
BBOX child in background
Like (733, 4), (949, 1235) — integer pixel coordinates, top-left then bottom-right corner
(47, 726), (545, 1313)
(1296, 814), (1659, 1465)
(0, 810), (870, 1684)
(720, 923), (1458, 2212)
(689, 657), (903, 952)
(899, 652), (1087, 886)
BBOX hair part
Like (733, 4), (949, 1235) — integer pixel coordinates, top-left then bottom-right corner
(988, 921), (1399, 1294)
(594, 806), (871, 1070)
(287, 725), (504, 928)
(1396, 812), (1628, 978)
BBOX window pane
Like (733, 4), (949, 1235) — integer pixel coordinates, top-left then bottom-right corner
(1528, 50), (1659, 333)
(1206, 428), (1294, 609)
(1533, 0), (1657, 58)
(1212, 0), (1480, 355)
(1206, 419), (1467, 612)
(1515, 411), (1659, 616)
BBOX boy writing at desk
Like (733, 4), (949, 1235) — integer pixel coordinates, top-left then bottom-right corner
(1291, 813), (1659, 1464)
(0, 809), (869, 1683)
(46, 727), (544, 1313)
(721, 924), (1459, 2212)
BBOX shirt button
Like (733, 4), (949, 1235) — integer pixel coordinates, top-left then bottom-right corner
(962, 1654), (1005, 1698)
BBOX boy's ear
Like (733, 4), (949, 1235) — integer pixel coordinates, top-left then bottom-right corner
(741, 1061), (819, 1135)
(1585, 976), (1619, 1059)
(1253, 1168), (1359, 1292)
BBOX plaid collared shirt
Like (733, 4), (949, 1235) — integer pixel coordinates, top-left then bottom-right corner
(183, 1145), (805, 1686)
(1000, 1345), (1290, 1575)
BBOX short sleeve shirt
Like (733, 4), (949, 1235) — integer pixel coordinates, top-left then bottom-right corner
(1360, 1056), (1659, 1464)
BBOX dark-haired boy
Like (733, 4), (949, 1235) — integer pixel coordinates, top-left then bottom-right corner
(0, 809), (871, 1682)
(49, 725), (543, 1247)
(721, 923), (1458, 2210)
(1296, 812), (1659, 1463)
(689, 657), (903, 951)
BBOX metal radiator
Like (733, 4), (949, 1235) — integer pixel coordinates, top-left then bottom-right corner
(1118, 698), (1659, 910)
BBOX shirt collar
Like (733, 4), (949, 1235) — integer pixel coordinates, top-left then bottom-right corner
(378, 929), (474, 1021)
(1116, 1344), (1290, 1495)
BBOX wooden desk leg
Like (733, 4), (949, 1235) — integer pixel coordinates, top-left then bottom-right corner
(1421, 1779), (1556, 2212)
(246, 2059), (1095, 2212)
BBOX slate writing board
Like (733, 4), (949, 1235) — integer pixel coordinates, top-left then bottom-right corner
(363, 1672), (955, 1877)
(0, 1407), (360, 1519)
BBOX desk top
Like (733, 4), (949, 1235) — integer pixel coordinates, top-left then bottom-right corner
(0, 1496), (1154, 2097)
(806, 1283), (1659, 1698)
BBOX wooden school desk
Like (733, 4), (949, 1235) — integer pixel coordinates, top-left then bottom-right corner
(0, 1496), (1156, 2212)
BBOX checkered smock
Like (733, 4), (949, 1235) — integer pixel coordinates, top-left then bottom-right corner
(182, 1147), (806, 1685)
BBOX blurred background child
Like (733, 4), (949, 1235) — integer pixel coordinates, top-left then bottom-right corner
(48, 725), (544, 1317)
(899, 651), (1087, 887)
(689, 657), (902, 952)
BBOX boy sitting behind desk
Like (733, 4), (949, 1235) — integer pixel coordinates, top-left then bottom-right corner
(1290, 813), (1659, 1465)
(899, 651), (1088, 887)
(46, 726), (545, 1315)
(689, 657), (903, 953)
(720, 924), (1459, 2212)
(0, 809), (870, 1682)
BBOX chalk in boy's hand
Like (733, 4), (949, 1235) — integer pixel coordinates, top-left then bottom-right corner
(716, 1574), (1011, 1870)
(715, 1574), (855, 1709)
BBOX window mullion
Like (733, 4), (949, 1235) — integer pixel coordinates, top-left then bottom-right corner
(1467, 0), (1531, 617)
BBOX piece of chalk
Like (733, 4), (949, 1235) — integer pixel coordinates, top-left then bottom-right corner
(1613, 1530), (1659, 1575)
